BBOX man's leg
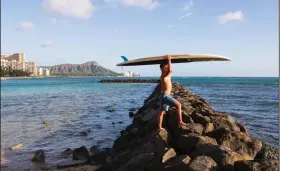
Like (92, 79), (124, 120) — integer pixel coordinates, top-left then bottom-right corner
(158, 110), (166, 130)
(166, 96), (188, 127)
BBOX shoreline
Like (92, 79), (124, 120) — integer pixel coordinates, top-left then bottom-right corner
(1, 81), (278, 171)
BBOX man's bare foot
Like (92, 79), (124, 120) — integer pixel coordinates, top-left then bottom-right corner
(178, 122), (189, 127)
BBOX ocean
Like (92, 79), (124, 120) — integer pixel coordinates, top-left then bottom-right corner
(0, 77), (279, 169)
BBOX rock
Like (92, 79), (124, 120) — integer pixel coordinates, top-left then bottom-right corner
(62, 148), (73, 156)
(108, 108), (116, 112)
(208, 113), (240, 132)
(112, 122), (115, 125)
(73, 146), (90, 160)
(234, 160), (279, 171)
(162, 148), (177, 163)
(236, 122), (248, 134)
(80, 131), (88, 136)
(115, 153), (155, 171)
(90, 146), (100, 154)
(129, 108), (136, 112)
(189, 144), (252, 170)
(187, 156), (218, 171)
(255, 143), (279, 160)
(88, 149), (109, 165)
(129, 112), (134, 118)
(42, 121), (50, 124)
(163, 155), (191, 171)
(178, 123), (204, 135)
(203, 123), (214, 134)
(57, 160), (88, 169)
(191, 111), (211, 126)
(31, 149), (45, 163)
(174, 134), (217, 153)
(207, 128), (262, 158)
(140, 108), (158, 122)
(118, 121), (124, 124)
(9, 143), (23, 150)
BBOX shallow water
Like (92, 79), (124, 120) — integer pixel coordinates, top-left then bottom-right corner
(1, 77), (279, 168)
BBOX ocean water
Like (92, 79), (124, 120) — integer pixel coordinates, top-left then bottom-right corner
(1, 77), (279, 169)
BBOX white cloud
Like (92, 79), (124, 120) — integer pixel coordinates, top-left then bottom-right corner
(50, 17), (68, 24)
(179, 13), (192, 19)
(121, 0), (160, 10)
(183, 0), (193, 11)
(168, 25), (176, 29)
(218, 11), (244, 24)
(41, 41), (54, 48)
(42, 0), (95, 20)
(17, 22), (34, 31)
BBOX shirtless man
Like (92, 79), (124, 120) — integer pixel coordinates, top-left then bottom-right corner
(158, 55), (188, 130)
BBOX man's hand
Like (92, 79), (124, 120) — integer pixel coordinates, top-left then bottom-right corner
(167, 55), (172, 61)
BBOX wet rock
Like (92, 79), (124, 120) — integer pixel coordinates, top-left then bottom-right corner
(108, 108), (116, 112)
(88, 149), (109, 165)
(80, 131), (88, 136)
(73, 146), (90, 160)
(9, 143), (23, 150)
(57, 160), (88, 169)
(42, 121), (50, 124)
(118, 121), (124, 124)
(187, 156), (218, 171)
(207, 128), (262, 158)
(174, 134), (217, 153)
(31, 149), (45, 163)
(255, 143), (279, 160)
(112, 122), (115, 125)
(234, 159), (279, 171)
(129, 112), (134, 118)
(129, 108), (136, 112)
(115, 153), (155, 171)
(163, 155), (191, 171)
(62, 148), (73, 156)
(90, 146), (100, 154)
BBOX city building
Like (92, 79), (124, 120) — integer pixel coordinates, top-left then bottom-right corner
(37, 67), (50, 76)
(123, 71), (140, 77)
(1, 53), (37, 76)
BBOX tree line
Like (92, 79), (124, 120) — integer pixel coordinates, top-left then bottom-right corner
(0, 66), (32, 77)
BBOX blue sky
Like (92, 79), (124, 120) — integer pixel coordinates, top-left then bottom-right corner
(1, 0), (279, 76)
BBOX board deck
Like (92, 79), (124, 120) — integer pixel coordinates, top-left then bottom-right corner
(116, 54), (231, 66)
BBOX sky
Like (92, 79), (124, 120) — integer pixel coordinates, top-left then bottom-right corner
(1, 0), (279, 77)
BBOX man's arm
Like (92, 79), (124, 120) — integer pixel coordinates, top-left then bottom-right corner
(167, 55), (172, 76)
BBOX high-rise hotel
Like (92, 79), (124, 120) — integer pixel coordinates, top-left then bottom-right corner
(1, 53), (38, 76)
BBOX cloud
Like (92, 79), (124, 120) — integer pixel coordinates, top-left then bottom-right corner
(105, 0), (160, 10)
(218, 11), (244, 24)
(50, 17), (68, 24)
(42, 0), (95, 20)
(41, 41), (54, 48)
(179, 13), (192, 19)
(168, 25), (176, 29)
(17, 22), (34, 31)
(183, 0), (193, 11)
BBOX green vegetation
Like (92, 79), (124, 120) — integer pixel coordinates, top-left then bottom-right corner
(0, 66), (32, 77)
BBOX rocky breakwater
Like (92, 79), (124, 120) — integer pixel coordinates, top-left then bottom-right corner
(93, 82), (279, 171)
(100, 79), (160, 83)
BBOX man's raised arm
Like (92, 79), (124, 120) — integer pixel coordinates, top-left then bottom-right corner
(167, 55), (172, 75)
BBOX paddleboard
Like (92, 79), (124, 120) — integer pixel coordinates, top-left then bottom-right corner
(116, 54), (231, 66)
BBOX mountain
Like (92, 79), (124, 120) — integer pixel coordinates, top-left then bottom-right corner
(42, 61), (121, 76)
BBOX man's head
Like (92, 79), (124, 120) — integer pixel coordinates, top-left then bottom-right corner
(160, 60), (169, 73)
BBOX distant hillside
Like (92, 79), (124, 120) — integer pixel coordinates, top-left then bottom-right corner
(42, 61), (121, 76)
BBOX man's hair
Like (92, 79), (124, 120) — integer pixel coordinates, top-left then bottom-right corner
(160, 60), (168, 69)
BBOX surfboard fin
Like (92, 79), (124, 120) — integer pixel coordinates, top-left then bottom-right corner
(121, 56), (129, 62)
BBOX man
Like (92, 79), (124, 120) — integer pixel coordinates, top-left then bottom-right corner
(158, 55), (188, 130)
